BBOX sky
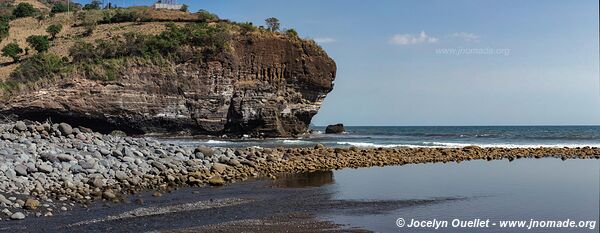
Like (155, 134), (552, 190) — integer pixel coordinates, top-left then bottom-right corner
(76, 0), (600, 126)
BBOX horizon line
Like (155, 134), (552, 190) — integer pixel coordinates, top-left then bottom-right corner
(312, 124), (600, 127)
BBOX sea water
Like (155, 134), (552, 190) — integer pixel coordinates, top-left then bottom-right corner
(163, 126), (600, 148)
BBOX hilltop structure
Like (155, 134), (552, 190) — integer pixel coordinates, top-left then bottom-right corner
(152, 0), (184, 10)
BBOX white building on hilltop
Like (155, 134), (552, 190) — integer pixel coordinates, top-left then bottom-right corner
(153, 0), (184, 10)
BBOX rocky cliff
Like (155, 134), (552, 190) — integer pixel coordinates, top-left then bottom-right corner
(1, 35), (336, 137)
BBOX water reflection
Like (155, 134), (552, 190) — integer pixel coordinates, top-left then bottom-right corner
(320, 159), (600, 233)
(271, 171), (335, 188)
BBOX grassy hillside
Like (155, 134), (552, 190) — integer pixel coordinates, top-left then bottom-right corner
(0, 1), (308, 96)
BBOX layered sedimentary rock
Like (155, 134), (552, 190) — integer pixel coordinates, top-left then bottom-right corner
(1, 36), (336, 137)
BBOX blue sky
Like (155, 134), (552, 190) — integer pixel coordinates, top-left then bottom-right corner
(76, 0), (600, 126)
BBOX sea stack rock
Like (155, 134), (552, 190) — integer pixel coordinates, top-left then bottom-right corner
(325, 124), (346, 134)
(1, 35), (336, 137)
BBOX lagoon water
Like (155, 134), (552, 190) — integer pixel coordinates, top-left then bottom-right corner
(9, 159), (597, 232)
(156, 126), (600, 232)
(315, 159), (599, 232)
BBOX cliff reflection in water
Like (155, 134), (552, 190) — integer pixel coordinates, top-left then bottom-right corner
(273, 171), (335, 188)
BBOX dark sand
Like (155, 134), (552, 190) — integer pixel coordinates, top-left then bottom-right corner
(0, 171), (462, 233)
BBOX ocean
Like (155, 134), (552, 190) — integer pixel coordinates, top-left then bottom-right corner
(161, 126), (600, 148)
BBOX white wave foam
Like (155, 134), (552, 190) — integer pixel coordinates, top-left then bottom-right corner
(337, 141), (600, 149)
(336, 142), (424, 148)
(282, 139), (311, 144)
(205, 140), (228, 144)
(429, 142), (600, 148)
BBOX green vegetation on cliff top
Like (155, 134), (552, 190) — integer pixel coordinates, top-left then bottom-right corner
(0, 1), (312, 96)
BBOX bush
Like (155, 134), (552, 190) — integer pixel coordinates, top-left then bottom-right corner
(237, 22), (256, 35)
(196, 9), (219, 22)
(76, 10), (101, 36)
(69, 40), (99, 62)
(101, 9), (140, 23)
(285, 29), (298, 38)
(77, 58), (123, 81)
(69, 22), (232, 64)
(181, 4), (188, 12)
(46, 24), (63, 39)
(83, 1), (102, 11)
(26, 35), (50, 53)
(36, 13), (46, 22)
(2, 42), (23, 62)
(0, 19), (9, 40)
(10, 53), (65, 83)
(12, 3), (37, 18)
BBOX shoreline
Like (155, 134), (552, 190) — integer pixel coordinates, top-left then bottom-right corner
(1, 121), (599, 221)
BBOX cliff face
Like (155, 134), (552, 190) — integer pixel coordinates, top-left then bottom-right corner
(1, 36), (336, 137)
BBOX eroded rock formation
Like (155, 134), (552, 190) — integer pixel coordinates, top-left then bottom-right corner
(1, 36), (336, 137)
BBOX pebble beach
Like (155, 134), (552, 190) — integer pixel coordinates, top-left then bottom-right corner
(1, 120), (599, 221)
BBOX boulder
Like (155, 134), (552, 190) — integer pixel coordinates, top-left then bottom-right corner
(102, 189), (117, 200)
(13, 121), (27, 132)
(325, 124), (346, 134)
(58, 123), (73, 135)
(208, 175), (225, 186)
(211, 163), (229, 174)
(10, 212), (25, 220)
(14, 165), (28, 176)
(195, 146), (214, 157)
(24, 199), (40, 210)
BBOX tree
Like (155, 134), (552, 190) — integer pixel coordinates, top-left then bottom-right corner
(26, 35), (50, 53)
(12, 3), (37, 18)
(180, 4), (189, 12)
(2, 42), (23, 62)
(83, 1), (102, 10)
(46, 24), (63, 39)
(265, 17), (280, 32)
(51, 3), (70, 13)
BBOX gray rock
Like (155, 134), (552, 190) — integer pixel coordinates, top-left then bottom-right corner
(70, 165), (84, 174)
(195, 146), (214, 157)
(227, 159), (242, 167)
(92, 178), (105, 188)
(14, 121), (27, 132)
(325, 124), (346, 134)
(0, 195), (12, 205)
(1, 133), (15, 141)
(25, 163), (37, 173)
(123, 147), (135, 157)
(57, 154), (76, 162)
(37, 164), (53, 173)
(14, 165), (28, 176)
(40, 153), (59, 163)
(115, 171), (128, 181)
(99, 148), (111, 156)
(10, 212), (25, 220)
(151, 161), (167, 171)
(79, 160), (96, 170)
(112, 150), (123, 157)
(58, 123), (73, 135)
(121, 157), (135, 163)
(240, 160), (256, 168)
